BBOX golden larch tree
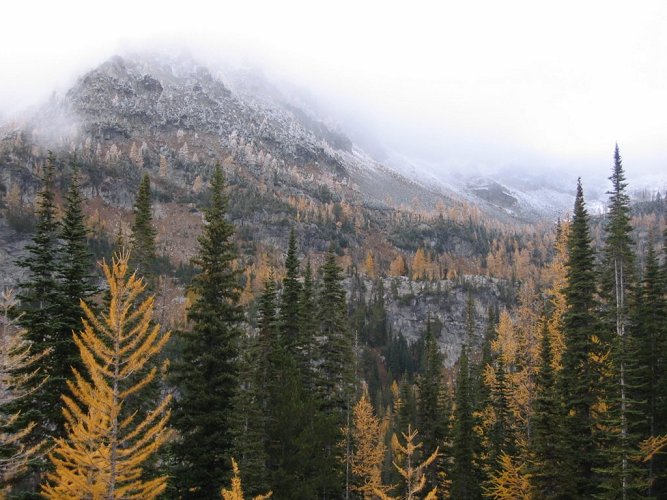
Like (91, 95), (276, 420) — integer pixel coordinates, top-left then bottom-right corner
(347, 391), (392, 498)
(483, 452), (531, 500)
(0, 289), (48, 493)
(220, 458), (272, 500)
(376, 425), (438, 500)
(42, 251), (171, 499)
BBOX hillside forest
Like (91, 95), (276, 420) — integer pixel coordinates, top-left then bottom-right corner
(1, 141), (667, 499)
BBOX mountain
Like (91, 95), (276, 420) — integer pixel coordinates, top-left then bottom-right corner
(0, 52), (559, 360)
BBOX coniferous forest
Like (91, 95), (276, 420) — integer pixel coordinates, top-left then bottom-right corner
(2, 144), (667, 500)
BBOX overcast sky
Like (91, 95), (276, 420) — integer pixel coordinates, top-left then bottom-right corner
(2, 0), (666, 186)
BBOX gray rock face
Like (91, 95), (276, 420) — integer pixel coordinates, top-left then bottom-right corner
(348, 275), (505, 367)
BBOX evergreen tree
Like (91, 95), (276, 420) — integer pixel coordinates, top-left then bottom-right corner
(170, 165), (243, 498)
(130, 173), (157, 282)
(230, 331), (269, 497)
(416, 318), (447, 491)
(596, 144), (644, 498)
(298, 259), (318, 390)
(279, 229), (301, 356)
(317, 246), (355, 415)
(15, 155), (66, 450)
(530, 315), (565, 498)
(637, 237), (667, 496)
(559, 179), (602, 498)
(451, 343), (481, 499)
(316, 246), (354, 497)
(57, 166), (96, 379)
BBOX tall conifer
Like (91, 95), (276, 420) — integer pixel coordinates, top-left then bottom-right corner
(130, 173), (157, 283)
(15, 154), (66, 449)
(170, 165), (243, 498)
(560, 179), (601, 498)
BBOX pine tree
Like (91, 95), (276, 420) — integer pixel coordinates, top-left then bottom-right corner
(559, 179), (601, 498)
(130, 173), (157, 282)
(42, 251), (171, 499)
(170, 165), (243, 498)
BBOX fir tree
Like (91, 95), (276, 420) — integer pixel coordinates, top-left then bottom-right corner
(596, 144), (644, 498)
(15, 154), (66, 450)
(451, 343), (481, 499)
(130, 173), (157, 282)
(416, 316), (447, 491)
(297, 259), (317, 390)
(230, 331), (269, 497)
(560, 179), (602, 498)
(57, 166), (96, 381)
(279, 229), (301, 355)
(170, 165), (243, 498)
(316, 246), (354, 497)
(637, 237), (667, 496)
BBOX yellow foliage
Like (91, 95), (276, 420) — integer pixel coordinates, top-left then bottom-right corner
(220, 458), (272, 500)
(347, 391), (392, 498)
(483, 452), (531, 500)
(0, 289), (49, 492)
(376, 425), (438, 499)
(389, 255), (407, 277)
(641, 434), (667, 462)
(364, 251), (377, 278)
(43, 251), (172, 499)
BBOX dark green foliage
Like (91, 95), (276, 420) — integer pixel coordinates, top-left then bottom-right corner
(130, 173), (157, 282)
(229, 331), (270, 497)
(530, 316), (566, 498)
(416, 317), (448, 489)
(596, 146), (645, 498)
(451, 343), (482, 499)
(170, 165), (243, 498)
(317, 246), (354, 416)
(15, 155), (66, 445)
(637, 238), (667, 496)
(279, 229), (301, 355)
(560, 179), (602, 498)
(298, 260), (318, 390)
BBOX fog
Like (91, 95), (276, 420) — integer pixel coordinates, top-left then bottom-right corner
(2, 0), (666, 191)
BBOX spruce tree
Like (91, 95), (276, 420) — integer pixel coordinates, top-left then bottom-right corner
(560, 179), (601, 498)
(170, 165), (243, 498)
(298, 259), (318, 390)
(130, 173), (157, 282)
